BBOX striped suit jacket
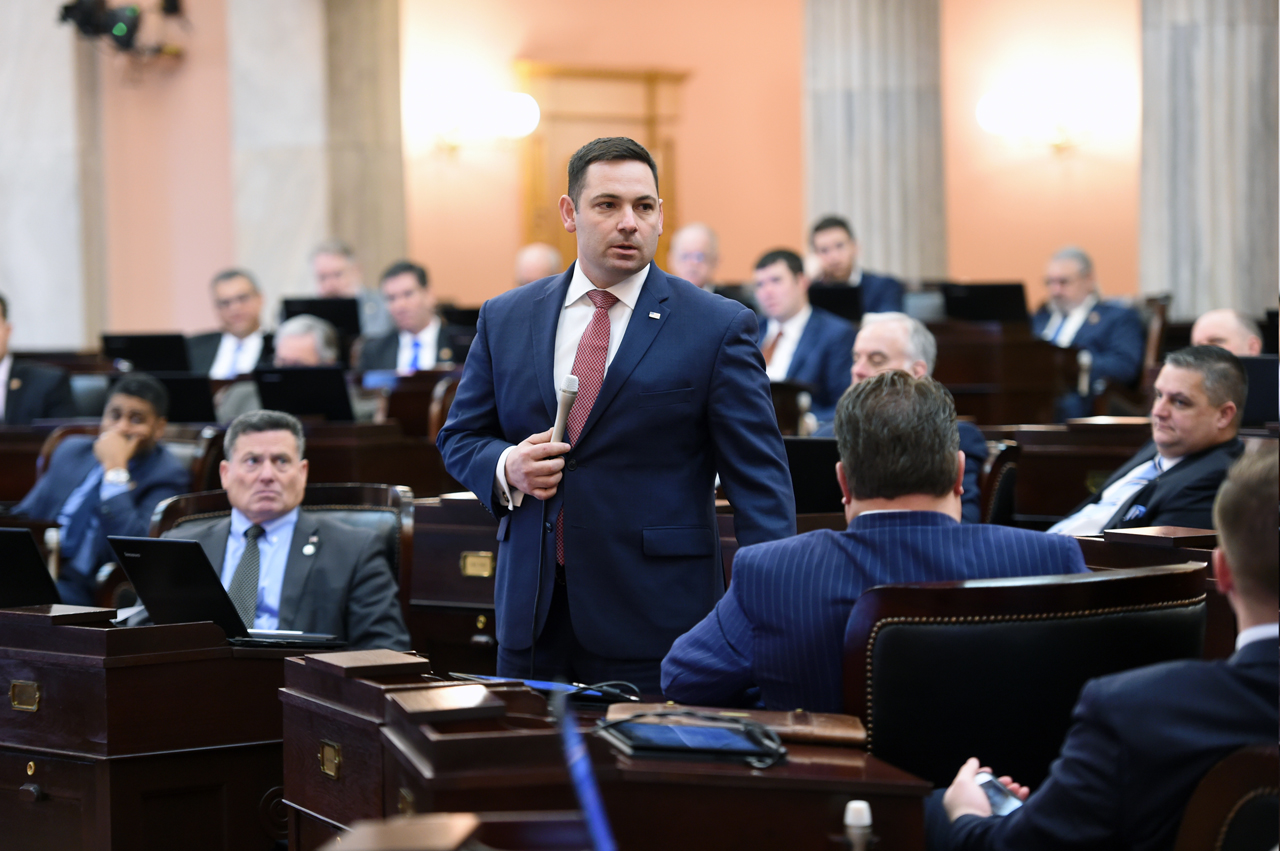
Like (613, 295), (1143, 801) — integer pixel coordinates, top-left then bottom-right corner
(660, 511), (1089, 712)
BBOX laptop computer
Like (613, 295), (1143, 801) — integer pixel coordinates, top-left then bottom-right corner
(783, 437), (845, 515)
(107, 535), (343, 648)
(0, 528), (61, 608)
(151, 372), (218, 423)
(1239, 355), (1279, 428)
(939, 283), (1029, 323)
(807, 284), (864, 324)
(101, 334), (193, 372)
(254, 366), (355, 422)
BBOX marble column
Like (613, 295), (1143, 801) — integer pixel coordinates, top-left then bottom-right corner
(806, 0), (947, 280)
(325, 0), (407, 282)
(0, 2), (87, 350)
(1140, 0), (1278, 320)
(227, 0), (330, 314)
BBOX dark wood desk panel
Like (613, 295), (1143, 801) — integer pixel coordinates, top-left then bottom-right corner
(0, 606), (289, 850)
(1012, 423), (1153, 523)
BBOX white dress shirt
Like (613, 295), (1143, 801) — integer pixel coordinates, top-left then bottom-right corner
(1236, 622), (1279, 652)
(1048, 452), (1184, 536)
(1041, 294), (1099, 348)
(209, 331), (265, 379)
(762, 304), (813, 382)
(495, 262), (651, 508)
(396, 319), (441, 373)
(0, 354), (12, 420)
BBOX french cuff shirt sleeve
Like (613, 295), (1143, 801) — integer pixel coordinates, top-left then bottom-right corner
(494, 445), (525, 509)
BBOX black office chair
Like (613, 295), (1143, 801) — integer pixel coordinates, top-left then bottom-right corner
(1174, 745), (1279, 851)
(979, 440), (1018, 525)
(843, 564), (1208, 789)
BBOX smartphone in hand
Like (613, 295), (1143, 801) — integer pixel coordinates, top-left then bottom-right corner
(975, 770), (1023, 816)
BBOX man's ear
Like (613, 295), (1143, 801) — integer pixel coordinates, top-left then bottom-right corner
(298, 458), (309, 487)
(836, 460), (851, 505)
(953, 450), (966, 495)
(1212, 547), (1235, 597)
(219, 459), (229, 490)
(558, 195), (577, 233)
(1215, 402), (1237, 431)
(911, 361), (929, 379)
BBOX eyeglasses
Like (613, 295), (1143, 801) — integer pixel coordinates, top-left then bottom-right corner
(1044, 276), (1078, 287)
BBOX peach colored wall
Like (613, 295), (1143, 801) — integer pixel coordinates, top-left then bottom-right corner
(100, 0), (235, 333)
(401, 0), (806, 306)
(940, 0), (1141, 308)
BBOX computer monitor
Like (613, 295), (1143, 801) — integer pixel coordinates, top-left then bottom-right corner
(940, 283), (1029, 323)
(807, 284), (864, 324)
(254, 367), (355, 422)
(0, 528), (60, 608)
(1238, 356), (1278, 428)
(281, 298), (362, 340)
(152, 372), (217, 423)
(101, 334), (192, 372)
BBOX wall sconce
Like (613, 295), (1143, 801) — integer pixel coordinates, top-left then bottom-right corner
(975, 63), (1138, 155)
(406, 89), (540, 154)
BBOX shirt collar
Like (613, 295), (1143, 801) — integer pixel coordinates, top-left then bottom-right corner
(768, 303), (813, 339)
(1236, 622), (1279, 651)
(565, 261), (649, 311)
(230, 506), (300, 542)
(1053, 292), (1098, 322)
(222, 329), (262, 344)
(399, 316), (440, 345)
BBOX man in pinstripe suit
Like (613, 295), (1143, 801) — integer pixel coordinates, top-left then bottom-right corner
(661, 372), (1090, 712)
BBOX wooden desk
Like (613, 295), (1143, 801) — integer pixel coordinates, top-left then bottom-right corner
(0, 605), (289, 850)
(319, 811), (591, 851)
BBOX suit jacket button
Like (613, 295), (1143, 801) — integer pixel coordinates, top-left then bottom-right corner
(566, 459), (577, 472)
(544, 522), (553, 532)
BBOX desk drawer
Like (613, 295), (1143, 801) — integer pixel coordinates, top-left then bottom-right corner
(282, 694), (384, 829)
(407, 605), (497, 676)
(0, 747), (95, 850)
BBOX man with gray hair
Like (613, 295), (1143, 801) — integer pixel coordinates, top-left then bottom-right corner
(514, 242), (564, 287)
(311, 239), (393, 337)
(1049, 345), (1246, 535)
(816, 312), (988, 522)
(1032, 246), (1145, 420)
(162, 409), (410, 650)
(1190, 308), (1263, 356)
(666, 223), (720, 291)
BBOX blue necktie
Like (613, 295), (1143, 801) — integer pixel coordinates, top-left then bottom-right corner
(410, 338), (422, 372)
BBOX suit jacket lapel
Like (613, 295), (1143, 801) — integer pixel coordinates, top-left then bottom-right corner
(4, 363), (27, 424)
(575, 266), (670, 446)
(1093, 441), (1157, 503)
(193, 517), (231, 575)
(278, 511), (320, 631)
(786, 313), (820, 381)
(532, 268), (574, 423)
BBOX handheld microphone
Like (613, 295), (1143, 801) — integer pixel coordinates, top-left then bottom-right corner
(550, 374), (579, 445)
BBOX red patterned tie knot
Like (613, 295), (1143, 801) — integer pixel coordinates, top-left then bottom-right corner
(587, 289), (619, 310)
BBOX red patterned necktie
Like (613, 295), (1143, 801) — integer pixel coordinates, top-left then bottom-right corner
(556, 288), (619, 566)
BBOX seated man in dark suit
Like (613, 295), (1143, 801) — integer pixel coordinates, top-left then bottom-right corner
(815, 312), (988, 523)
(754, 248), (857, 421)
(1032, 246), (1145, 420)
(1049, 345), (1245, 535)
(356, 260), (468, 371)
(163, 409), (410, 650)
(186, 269), (274, 378)
(808, 215), (905, 313)
(930, 442), (1278, 851)
(11, 373), (189, 605)
(0, 292), (75, 424)
(661, 371), (1088, 712)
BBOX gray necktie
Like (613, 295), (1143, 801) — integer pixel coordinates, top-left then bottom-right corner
(228, 524), (265, 629)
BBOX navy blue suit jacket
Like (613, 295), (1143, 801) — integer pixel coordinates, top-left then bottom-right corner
(814, 271), (906, 314)
(14, 436), (190, 604)
(437, 264), (797, 660)
(1032, 301), (1145, 420)
(1066, 437), (1243, 530)
(932, 638), (1278, 851)
(3, 360), (75, 424)
(661, 512), (1088, 712)
(760, 306), (856, 420)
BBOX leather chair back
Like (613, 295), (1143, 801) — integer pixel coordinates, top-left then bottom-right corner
(1174, 745), (1279, 851)
(980, 440), (1019, 525)
(843, 564), (1208, 789)
(150, 483), (414, 619)
(69, 373), (111, 418)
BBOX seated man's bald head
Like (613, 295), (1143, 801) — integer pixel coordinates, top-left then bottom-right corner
(1190, 308), (1262, 356)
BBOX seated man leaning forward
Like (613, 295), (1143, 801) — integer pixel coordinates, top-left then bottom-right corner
(929, 443), (1278, 851)
(163, 409), (409, 650)
(1048, 345), (1245, 536)
(661, 371), (1089, 712)
(12, 372), (189, 605)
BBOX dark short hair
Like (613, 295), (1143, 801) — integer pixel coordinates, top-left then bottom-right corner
(224, 409), (306, 459)
(811, 215), (854, 243)
(380, 260), (428, 289)
(566, 137), (659, 207)
(1212, 442), (1278, 600)
(210, 268), (260, 292)
(754, 249), (805, 277)
(1163, 345), (1247, 415)
(107, 372), (169, 419)
(834, 371), (959, 501)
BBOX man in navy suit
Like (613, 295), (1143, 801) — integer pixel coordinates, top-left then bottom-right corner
(11, 373), (189, 605)
(1031, 246), (1145, 420)
(809, 215), (905, 313)
(661, 372), (1088, 712)
(186, 269), (274, 378)
(1049, 346), (1245, 536)
(437, 137), (795, 693)
(0, 293), (75, 424)
(932, 443), (1278, 851)
(356, 260), (469, 371)
(754, 248), (857, 421)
